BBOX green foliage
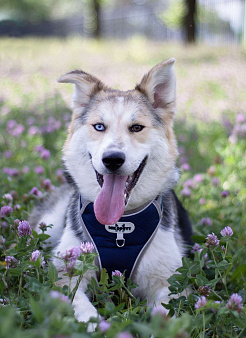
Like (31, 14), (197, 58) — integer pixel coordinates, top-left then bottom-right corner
(159, 0), (185, 29)
(0, 0), (53, 21)
(0, 38), (246, 337)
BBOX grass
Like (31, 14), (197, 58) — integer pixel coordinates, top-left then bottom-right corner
(0, 37), (246, 337)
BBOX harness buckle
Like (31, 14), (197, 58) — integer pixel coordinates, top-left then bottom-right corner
(116, 232), (125, 247)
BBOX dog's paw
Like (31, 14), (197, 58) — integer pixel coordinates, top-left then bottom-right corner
(87, 322), (98, 333)
(74, 302), (100, 332)
(151, 304), (169, 317)
(74, 305), (98, 322)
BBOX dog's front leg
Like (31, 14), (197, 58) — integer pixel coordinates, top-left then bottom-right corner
(52, 225), (99, 328)
(54, 261), (99, 330)
(54, 259), (98, 322)
(147, 286), (171, 315)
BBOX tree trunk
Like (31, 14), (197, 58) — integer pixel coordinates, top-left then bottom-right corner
(183, 0), (197, 43)
(91, 0), (101, 39)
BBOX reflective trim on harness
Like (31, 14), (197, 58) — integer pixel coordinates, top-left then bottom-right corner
(79, 197), (162, 279)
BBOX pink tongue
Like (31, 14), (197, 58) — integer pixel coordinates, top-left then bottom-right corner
(94, 174), (128, 225)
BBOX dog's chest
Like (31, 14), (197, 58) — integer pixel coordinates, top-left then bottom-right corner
(79, 199), (162, 279)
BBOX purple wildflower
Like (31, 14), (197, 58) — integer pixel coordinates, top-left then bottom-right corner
(30, 250), (45, 267)
(151, 305), (168, 317)
(80, 242), (94, 254)
(178, 135), (186, 143)
(191, 243), (201, 254)
(226, 293), (244, 313)
(117, 332), (134, 338)
(29, 187), (42, 197)
(30, 250), (41, 262)
(1, 221), (7, 228)
(61, 247), (81, 261)
(112, 270), (123, 277)
(199, 198), (206, 205)
(2, 167), (19, 177)
(221, 190), (229, 198)
(3, 193), (13, 203)
(5, 151), (12, 159)
(61, 246), (81, 273)
(181, 187), (191, 197)
(181, 163), (190, 171)
(14, 219), (20, 227)
(5, 256), (18, 268)
(34, 145), (45, 153)
(198, 248), (209, 264)
(27, 117), (35, 125)
(183, 179), (194, 189)
(56, 169), (66, 183)
(211, 177), (220, 186)
(220, 226), (233, 237)
(39, 222), (47, 231)
(41, 179), (54, 191)
(18, 220), (32, 237)
(99, 319), (111, 333)
(195, 296), (207, 309)
(21, 166), (30, 174)
(35, 166), (44, 175)
(28, 126), (39, 135)
(236, 112), (246, 123)
(0, 236), (6, 244)
(1, 205), (13, 218)
(206, 233), (220, 249)
(40, 149), (50, 160)
(200, 217), (212, 226)
(193, 174), (204, 183)
(50, 290), (70, 303)
(64, 114), (70, 122)
(221, 245), (226, 254)
(10, 124), (25, 137)
(7, 119), (17, 130)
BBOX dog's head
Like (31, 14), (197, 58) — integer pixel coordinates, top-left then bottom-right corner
(58, 59), (179, 225)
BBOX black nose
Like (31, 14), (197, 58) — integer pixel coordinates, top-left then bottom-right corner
(102, 151), (125, 171)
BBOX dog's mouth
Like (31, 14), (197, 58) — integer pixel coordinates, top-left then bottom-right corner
(93, 156), (147, 225)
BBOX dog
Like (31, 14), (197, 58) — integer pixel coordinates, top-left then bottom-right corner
(30, 58), (193, 324)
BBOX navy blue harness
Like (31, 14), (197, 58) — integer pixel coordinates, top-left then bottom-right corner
(79, 198), (162, 279)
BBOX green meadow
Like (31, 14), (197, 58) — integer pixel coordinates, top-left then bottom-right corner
(0, 37), (246, 337)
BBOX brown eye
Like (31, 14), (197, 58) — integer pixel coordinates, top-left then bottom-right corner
(130, 125), (145, 133)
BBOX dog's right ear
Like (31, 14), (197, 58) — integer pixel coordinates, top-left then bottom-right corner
(57, 70), (106, 110)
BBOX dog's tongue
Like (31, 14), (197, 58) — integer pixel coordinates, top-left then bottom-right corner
(94, 174), (128, 225)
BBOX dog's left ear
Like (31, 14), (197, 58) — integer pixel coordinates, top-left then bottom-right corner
(136, 58), (176, 116)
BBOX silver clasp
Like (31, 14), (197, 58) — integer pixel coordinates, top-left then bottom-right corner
(116, 232), (125, 247)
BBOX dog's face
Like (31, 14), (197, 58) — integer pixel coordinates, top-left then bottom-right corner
(59, 59), (179, 225)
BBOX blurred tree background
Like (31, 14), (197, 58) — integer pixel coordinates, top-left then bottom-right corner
(0, 0), (245, 44)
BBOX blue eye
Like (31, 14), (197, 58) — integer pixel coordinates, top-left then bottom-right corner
(93, 123), (106, 132)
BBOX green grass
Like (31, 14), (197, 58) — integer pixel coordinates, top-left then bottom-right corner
(0, 37), (246, 337)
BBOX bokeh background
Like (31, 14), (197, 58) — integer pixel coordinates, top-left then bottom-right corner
(0, 0), (245, 120)
(1, 2), (246, 336)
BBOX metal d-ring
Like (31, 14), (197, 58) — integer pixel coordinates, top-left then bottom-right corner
(116, 233), (125, 247)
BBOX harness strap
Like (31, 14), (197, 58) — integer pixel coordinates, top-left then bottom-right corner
(79, 197), (162, 279)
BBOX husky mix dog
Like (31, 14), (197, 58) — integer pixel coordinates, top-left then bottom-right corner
(30, 58), (192, 324)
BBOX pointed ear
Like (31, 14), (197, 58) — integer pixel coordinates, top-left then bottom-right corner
(57, 70), (106, 110)
(136, 58), (176, 115)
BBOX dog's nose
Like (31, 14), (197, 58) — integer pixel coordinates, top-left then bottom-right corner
(102, 151), (125, 171)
